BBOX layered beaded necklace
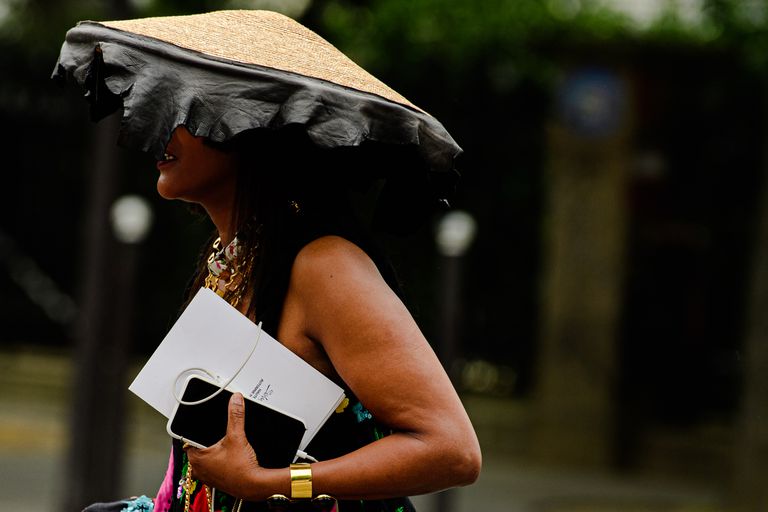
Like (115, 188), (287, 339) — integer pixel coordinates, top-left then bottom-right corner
(180, 232), (258, 512)
(204, 232), (258, 309)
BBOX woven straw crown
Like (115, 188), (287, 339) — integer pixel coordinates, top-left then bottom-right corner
(99, 10), (418, 110)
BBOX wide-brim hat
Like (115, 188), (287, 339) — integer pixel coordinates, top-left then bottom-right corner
(52, 10), (462, 233)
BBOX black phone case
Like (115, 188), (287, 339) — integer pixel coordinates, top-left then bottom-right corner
(169, 376), (306, 468)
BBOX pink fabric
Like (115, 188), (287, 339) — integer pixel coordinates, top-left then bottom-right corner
(154, 449), (175, 512)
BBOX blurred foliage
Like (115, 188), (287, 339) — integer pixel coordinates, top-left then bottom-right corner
(320, 0), (621, 82)
(3, 0), (768, 71)
(315, 0), (768, 80)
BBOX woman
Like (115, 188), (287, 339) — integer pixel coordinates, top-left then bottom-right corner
(159, 124), (479, 512)
(54, 9), (480, 512)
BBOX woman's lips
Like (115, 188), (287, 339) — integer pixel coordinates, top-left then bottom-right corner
(156, 152), (178, 170)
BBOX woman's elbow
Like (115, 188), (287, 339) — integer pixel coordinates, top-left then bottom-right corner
(457, 443), (482, 486)
(445, 436), (482, 487)
(437, 413), (482, 487)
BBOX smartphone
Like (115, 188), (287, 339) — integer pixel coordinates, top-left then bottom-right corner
(167, 375), (307, 468)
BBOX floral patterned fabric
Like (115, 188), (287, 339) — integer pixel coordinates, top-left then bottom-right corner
(161, 393), (415, 512)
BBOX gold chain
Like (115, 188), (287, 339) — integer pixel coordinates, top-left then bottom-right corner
(186, 233), (257, 512)
(183, 460), (216, 512)
(204, 236), (257, 309)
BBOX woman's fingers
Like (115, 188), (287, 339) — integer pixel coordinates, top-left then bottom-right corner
(226, 392), (247, 442)
(185, 392), (258, 487)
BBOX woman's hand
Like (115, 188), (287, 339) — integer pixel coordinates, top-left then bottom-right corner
(185, 393), (264, 499)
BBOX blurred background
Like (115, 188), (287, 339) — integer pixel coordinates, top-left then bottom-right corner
(2, 0), (768, 510)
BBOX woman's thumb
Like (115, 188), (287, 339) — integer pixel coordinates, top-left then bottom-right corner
(226, 392), (246, 440)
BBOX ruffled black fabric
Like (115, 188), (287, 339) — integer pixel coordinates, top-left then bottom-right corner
(52, 22), (461, 233)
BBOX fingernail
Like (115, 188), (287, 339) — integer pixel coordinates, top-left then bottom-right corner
(233, 393), (244, 406)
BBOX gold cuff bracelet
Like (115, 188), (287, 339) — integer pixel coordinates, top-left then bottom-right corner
(289, 463), (312, 499)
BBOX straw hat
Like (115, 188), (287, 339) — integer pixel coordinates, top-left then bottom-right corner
(101, 10), (417, 110)
(53, 10), (461, 230)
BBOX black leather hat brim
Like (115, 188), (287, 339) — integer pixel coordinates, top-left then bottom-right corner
(52, 22), (461, 233)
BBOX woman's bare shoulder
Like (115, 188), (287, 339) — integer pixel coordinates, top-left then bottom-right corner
(290, 235), (382, 288)
(284, 235), (401, 347)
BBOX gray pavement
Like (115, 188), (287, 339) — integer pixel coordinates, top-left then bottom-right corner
(0, 348), (725, 512)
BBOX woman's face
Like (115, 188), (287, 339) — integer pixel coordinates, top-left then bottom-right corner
(156, 125), (239, 206)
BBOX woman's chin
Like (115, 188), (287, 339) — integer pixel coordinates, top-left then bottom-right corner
(156, 177), (180, 200)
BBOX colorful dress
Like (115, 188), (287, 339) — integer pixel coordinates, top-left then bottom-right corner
(153, 393), (416, 512)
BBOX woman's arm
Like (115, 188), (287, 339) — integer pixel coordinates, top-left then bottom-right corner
(188, 236), (481, 500)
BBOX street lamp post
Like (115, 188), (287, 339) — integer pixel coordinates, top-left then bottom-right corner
(433, 210), (477, 512)
(103, 194), (154, 495)
(435, 210), (478, 374)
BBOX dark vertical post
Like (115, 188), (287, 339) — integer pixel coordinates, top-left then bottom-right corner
(434, 211), (476, 512)
(64, 114), (123, 511)
(63, 2), (134, 508)
(438, 255), (462, 377)
(733, 95), (768, 511)
(533, 66), (631, 468)
(434, 254), (461, 512)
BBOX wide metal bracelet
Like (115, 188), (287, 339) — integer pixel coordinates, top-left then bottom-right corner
(290, 463), (313, 499)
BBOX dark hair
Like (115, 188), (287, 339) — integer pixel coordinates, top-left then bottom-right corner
(185, 127), (401, 334)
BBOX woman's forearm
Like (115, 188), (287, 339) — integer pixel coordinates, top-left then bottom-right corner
(311, 430), (480, 499)
(234, 428), (480, 502)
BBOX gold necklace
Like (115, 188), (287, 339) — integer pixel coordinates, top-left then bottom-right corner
(204, 235), (257, 309)
(185, 233), (255, 512)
